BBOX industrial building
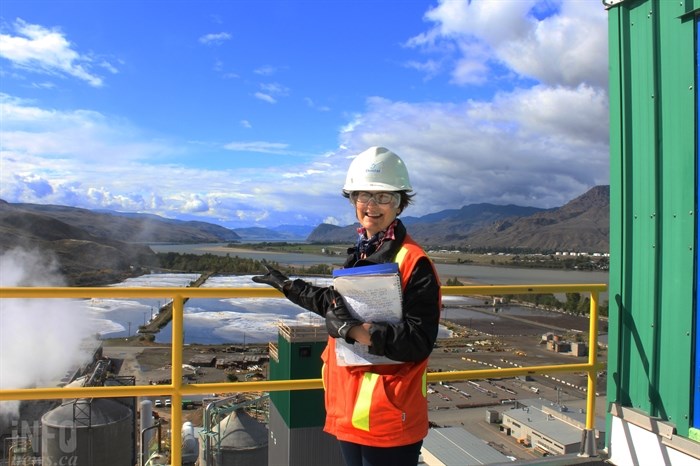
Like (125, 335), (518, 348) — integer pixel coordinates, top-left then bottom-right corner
(500, 399), (605, 456)
(420, 427), (511, 465)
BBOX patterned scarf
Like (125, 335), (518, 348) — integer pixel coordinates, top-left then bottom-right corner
(356, 220), (397, 260)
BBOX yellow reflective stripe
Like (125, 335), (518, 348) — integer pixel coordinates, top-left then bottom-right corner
(422, 369), (427, 397)
(394, 246), (408, 267)
(351, 372), (380, 431)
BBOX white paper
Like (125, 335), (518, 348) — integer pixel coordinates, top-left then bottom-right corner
(335, 339), (401, 366)
(333, 274), (402, 322)
(332, 273), (404, 366)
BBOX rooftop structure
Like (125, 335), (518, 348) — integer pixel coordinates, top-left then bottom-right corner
(501, 400), (605, 456)
(421, 427), (511, 465)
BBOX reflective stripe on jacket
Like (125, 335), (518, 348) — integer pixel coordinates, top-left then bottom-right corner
(321, 236), (438, 447)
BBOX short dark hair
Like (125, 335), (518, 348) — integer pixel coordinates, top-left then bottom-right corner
(397, 191), (414, 213)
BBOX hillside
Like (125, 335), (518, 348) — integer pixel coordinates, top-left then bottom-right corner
(14, 203), (241, 243)
(405, 203), (547, 248)
(307, 186), (610, 252)
(462, 186), (609, 252)
(0, 201), (238, 285)
(306, 203), (546, 244)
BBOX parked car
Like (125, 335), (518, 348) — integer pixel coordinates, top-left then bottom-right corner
(154, 399), (163, 407)
(164, 399), (171, 408)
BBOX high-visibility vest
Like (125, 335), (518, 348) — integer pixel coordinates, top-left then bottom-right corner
(321, 237), (440, 447)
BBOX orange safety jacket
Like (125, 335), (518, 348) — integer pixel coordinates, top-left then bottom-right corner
(321, 236), (440, 447)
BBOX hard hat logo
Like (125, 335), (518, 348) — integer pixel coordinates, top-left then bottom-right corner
(365, 162), (383, 174)
(343, 147), (413, 194)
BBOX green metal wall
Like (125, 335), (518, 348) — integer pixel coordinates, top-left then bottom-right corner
(607, 0), (698, 439)
(269, 336), (327, 428)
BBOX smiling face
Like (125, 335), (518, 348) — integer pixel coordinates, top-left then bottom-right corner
(351, 191), (401, 237)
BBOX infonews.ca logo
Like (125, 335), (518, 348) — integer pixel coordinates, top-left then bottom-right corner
(11, 419), (78, 465)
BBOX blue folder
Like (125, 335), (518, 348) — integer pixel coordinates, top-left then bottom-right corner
(332, 262), (399, 277)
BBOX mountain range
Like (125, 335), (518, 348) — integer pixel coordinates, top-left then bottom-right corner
(308, 185), (609, 252)
(0, 185), (608, 284)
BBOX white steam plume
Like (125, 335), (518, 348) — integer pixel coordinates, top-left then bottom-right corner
(0, 248), (98, 420)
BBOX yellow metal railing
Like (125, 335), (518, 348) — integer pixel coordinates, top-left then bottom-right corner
(0, 284), (606, 465)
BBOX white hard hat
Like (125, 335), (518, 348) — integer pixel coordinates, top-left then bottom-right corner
(342, 146), (413, 193)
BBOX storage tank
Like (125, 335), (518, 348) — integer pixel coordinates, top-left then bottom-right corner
(182, 421), (198, 465)
(140, 399), (154, 463)
(200, 409), (268, 466)
(41, 398), (133, 466)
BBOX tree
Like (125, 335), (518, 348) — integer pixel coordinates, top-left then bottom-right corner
(565, 293), (581, 314)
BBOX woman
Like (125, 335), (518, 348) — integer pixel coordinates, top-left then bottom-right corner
(252, 146), (441, 466)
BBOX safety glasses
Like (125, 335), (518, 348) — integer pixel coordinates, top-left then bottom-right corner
(351, 191), (399, 205)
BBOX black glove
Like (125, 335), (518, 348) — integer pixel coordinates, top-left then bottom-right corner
(252, 264), (327, 314)
(251, 264), (290, 293)
(325, 289), (362, 343)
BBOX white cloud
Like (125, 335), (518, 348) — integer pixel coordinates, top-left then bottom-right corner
(409, 0), (607, 89)
(338, 88), (608, 213)
(254, 92), (276, 104)
(403, 59), (443, 81)
(223, 141), (289, 153)
(13, 173), (54, 198)
(199, 32), (232, 45)
(304, 97), (330, 112)
(323, 216), (342, 226)
(0, 19), (111, 87)
(0, 94), (176, 163)
(31, 81), (56, 89)
(254, 82), (288, 104)
(260, 82), (287, 94)
(282, 169), (324, 179)
(183, 194), (210, 213)
(254, 65), (277, 76)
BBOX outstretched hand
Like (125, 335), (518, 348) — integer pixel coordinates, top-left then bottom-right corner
(251, 264), (290, 293)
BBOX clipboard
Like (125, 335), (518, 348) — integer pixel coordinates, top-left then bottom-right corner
(332, 263), (403, 366)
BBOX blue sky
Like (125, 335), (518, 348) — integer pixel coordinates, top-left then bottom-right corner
(0, 0), (609, 230)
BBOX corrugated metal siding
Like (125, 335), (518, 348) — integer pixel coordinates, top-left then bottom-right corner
(269, 402), (344, 466)
(695, 16), (700, 433)
(654, 1), (696, 431)
(269, 333), (327, 428)
(607, 0), (697, 440)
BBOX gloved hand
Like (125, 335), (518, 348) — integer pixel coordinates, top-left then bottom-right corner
(251, 264), (290, 293)
(252, 264), (326, 314)
(325, 289), (362, 343)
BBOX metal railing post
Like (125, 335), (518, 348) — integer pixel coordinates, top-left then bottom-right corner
(580, 290), (600, 457)
(170, 294), (184, 466)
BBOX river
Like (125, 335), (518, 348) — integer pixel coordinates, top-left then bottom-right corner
(149, 243), (609, 288)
